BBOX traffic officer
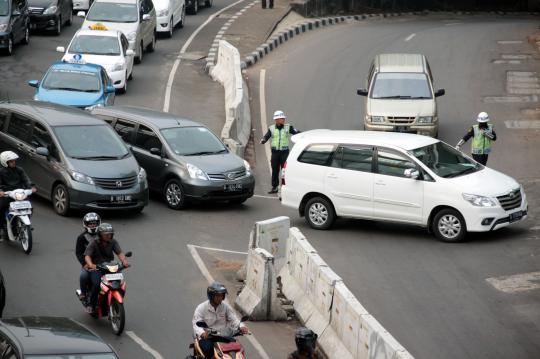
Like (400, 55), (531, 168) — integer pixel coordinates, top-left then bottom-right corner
(456, 111), (497, 166)
(260, 110), (300, 194)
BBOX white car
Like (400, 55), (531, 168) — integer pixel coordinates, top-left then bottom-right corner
(153, 0), (185, 38)
(57, 28), (134, 93)
(280, 130), (528, 242)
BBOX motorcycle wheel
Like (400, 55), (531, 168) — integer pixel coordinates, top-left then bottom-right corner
(18, 219), (32, 255)
(109, 298), (125, 335)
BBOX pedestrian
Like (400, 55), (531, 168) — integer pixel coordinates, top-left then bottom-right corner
(261, 0), (273, 9)
(456, 111), (497, 166)
(260, 110), (300, 194)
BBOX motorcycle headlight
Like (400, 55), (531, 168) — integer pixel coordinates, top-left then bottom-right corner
(43, 5), (58, 14)
(462, 193), (497, 207)
(0, 24), (9, 32)
(107, 264), (119, 273)
(15, 192), (27, 201)
(243, 160), (251, 176)
(70, 170), (95, 185)
(126, 31), (137, 41)
(138, 167), (146, 182)
(370, 116), (385, 123)
(186, 163), (209, 181)
(156, 9), (169, 17)
(418, 116), (434, 124)
(111, 62), (124, 72)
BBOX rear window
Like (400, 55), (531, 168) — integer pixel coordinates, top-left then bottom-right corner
(297, 144), (335, 166)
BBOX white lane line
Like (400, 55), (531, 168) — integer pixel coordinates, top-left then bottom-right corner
(445, 22), (461, 26)
(486, 271), (540, 293)
(187, 245), (272, 359)
(126, 331), (165, 359)
(259, 69), (272, 173)
(253, 194), (278, 199)
(405, 33), (416, 41)
(188, 244), (248, 255)
(163, 0), (247, 112)
(530, 226), (540, 231)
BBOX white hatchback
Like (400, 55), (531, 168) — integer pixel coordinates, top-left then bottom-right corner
(280, 130), (528, 242)
(153, 0), (185, 37)
(57, 28), (134, 93)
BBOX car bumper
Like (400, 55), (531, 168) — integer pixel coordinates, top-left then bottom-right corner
(364, 123), (437, 137)
(29, 14), (58, 30)
(72, 0), (91, 10)
(462, 196), (528, 232)
(184, 175), (255, 201)
(107, 69), (127, 88)
(0, 33), (10, 49)
(157, 15), (171, 32)
(68, 181), (149, 211)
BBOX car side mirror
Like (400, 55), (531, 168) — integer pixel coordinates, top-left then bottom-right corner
(36, 147), (49, 157)
(404, 168), (420, 180)
(56, 46), (65, 53)
(125, 251), (133, 257)
(435, 89), (445, 97)
(12, 9), (21, 16)
(150, 147), (161, 156)
(196, 321), (208, 328)
(142, 13), (151, 21)
(106, 84), (116, 93)
(77, 11), (86, 17)
(126, 49), (135, 56)
(28, 80), (39, 88)
(357, 88), (368, 96)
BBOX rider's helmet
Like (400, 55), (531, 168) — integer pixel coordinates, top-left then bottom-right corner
(294, 327), (318, 353)
(83, 212), (101, 234)
(0, 151), (19, 168)
(97, 223), (114, 240)
(207, 281), (227, 301)
(477, 112), (490, 123)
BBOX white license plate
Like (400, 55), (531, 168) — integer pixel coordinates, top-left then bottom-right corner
(10, 201), (32, 210)
(224, 183), (242, 192)
(395, 126), (409, 132)
(105, 273), (124, 281)
(110, 195), (132, 203)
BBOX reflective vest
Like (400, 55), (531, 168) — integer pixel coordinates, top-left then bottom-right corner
(270, 124), (290, 150)
(471, 124), (493, 155)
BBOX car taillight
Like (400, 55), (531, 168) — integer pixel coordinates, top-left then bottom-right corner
(281, 161), (287, 185)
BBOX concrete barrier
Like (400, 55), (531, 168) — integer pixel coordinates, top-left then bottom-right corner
(210, 40), (251, 158)
(249, 217), (290, 272)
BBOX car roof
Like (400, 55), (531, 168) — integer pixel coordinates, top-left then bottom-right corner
(49, 61), (103, 73)
(75, 28), (121, 37)
(0, 317), (114, 355)
(92, 106), (202, 129)
(0, 101), (108, 126)
(291, 130), (439, 151)
(376, 53), (425, 73)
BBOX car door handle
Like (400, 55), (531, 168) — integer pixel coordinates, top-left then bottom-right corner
(327, 173), (338, 179)
(375, 180), (386, 186)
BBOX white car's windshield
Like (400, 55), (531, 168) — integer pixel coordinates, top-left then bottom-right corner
(161, 127), (227, 156)
(42, 69), (101, 92)
(409, 141), (481, 178)
(86, 2), (138, 23)
(371, 73), (432, 99)
(54, 125), (130, 159)
(0, 0), (9, 16)
(69, 35), (121, 56)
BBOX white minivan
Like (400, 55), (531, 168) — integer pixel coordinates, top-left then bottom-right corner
(280, 130), (528, 242)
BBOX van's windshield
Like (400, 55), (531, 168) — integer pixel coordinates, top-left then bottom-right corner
(371, 73), (432, 99)
(86, 2), (138, 23)
(409, 141), (481, 178)
(53, 125), (130, 160)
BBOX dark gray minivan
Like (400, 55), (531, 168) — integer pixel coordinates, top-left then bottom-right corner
(91, 106), (255, 209)
(0, 101), (149, 215)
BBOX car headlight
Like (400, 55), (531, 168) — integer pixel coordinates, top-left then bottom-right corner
(156, 9), (169, 17)
(462, 193), (497, 207)
(126, 31), (137, 41)
(70, 170), (95, 185)
(418, 116), (434, 124)
(84, 103), (104, 111)
(370, 116), (385, 123)
(43, 5), (58, 14)
(0, 24), (9, 32)
(138, 167), (146, 182)
(243, 160), (251, 176)
(186, 163), (209, 180)
(111, 62), (124, 72)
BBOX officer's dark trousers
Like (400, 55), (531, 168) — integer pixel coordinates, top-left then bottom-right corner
(472, 154), (488, 166)
(271, 149), (289, 188)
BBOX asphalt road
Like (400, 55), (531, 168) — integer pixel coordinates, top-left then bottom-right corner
(248, 15), (540, 359)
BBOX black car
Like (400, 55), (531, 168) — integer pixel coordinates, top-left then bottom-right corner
(27, 0), (71, 35)
(0, 0), (30, 55)
(0, 316), (119, 358)
(92, 106), (255, 209)
(0, 269), (5, 318)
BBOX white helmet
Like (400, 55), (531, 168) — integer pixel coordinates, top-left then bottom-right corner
(273, 110), (286, 121)
(477, 112), (490, 123)
(0, 151), (19, 168)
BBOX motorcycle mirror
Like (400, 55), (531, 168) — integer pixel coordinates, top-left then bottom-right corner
(240, 315), (249, 322)
(125, 251), (133, 257)
(196, 321), (209, 328)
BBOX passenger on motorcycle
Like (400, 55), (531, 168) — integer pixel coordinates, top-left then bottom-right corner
(192, 282), (249, 359)
(76, 212), (101, 312)
(84, 223), (129, 314)
(0, 151), (36, 241)
(288, 327), (323, 359)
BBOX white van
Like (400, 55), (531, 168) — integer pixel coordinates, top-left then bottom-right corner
(357, 54), (445, 137)
(280, 130), (528, 242)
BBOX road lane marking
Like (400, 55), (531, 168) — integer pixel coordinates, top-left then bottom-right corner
(483, 95), (538, 103)
(486, 272), (540, 293)
(497, 40), (523, 44)
(530, 226), (540, 231)
(163, 0), (247, 112)
(405, 33), (415, 41)
(445, 22), (461, 26)
(259, 69), (272, 173)
(188, 244), (247, 255)
(126, 331), (165, 359)
(187, 245), (272, 359)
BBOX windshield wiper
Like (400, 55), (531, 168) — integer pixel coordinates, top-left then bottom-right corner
(375, 95), (412, 99)
(444, 167), (478, 178)
(185, 151), (217, 156)
(51, 87), (82, 92)
(71, 155), (122, 160)
(409, 96), (431, 99)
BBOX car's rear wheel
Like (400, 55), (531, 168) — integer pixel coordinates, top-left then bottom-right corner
(52, 183), (70, 216)
(163, 179), (187, 209)
(432, 208), (466, 242)
(3, 36), (13, 55)
(178, 6), (185, 28)
(166, 17), (173, 38)
(119, 73), (127, 94)
(22, 24), (30, 45)
(147, 32), (156, 52)
(54, 16), (61, 35)
(135, 42), (143, 64)
(304, 197), (335, 230)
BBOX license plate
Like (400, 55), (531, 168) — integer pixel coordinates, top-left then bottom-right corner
(224, 183), (242, 192)
(9, 201), (31, 210)
(105, 273), (123, 281)
(509, 211), (523, 223)
(110, 195), (132, 203)
(395, 126), (409, 132)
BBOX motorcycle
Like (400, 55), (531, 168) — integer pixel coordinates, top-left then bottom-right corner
(76, 251), (132, 335)
(188, 316), (249, 359)
(2, 189), (33, 254)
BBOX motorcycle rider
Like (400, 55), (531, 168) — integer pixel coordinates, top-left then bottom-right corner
(0, 151), (36, 242)
(84, 223), (129, 314)
(192, 282), (249, 359)
(288, 327), (323, 359)
(76, 212), (101, 312)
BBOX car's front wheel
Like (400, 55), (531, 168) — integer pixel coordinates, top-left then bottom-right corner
(163, 179), (187, 209)
(53, 183), (71, 216)
(147, 32), (156, 52)
(22, 24), (30, 45)
(432, 208), (466, 242)
(304, 197), (335, 230)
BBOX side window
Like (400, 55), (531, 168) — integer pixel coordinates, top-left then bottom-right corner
(113, 120), (136, 144)
(0, 110), (8, 132)
(297, 144), (335, 166)
(101, 68), (110, 87)
(332, 145), (373, 173)
(6, 113), (32, 143)
(367, 63), (375, 87)
(376, 148), (417, 178)
(145, 0), (153, 11)
(120, 34), (129, 54)
(30, 123), (60, 161)
(426, 62), (433, 81)
(0, 334), (18, 359)
(135, 124), (162, 152)
(93, 114), (115, 125)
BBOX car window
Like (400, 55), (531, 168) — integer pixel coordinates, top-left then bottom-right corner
(331, 145), (373, 172)
(370, 73), (432, 99)
(409, 141), (480, 178)
(297, 144), (335, 166)
(376, 148), (417, 178)
(141, 0), (153, 13)
(93, 114), (115, 124)
(31, 122), (60, 161)
(14, 0), (24, 11)
(101, 68), (111, 87)
(0, 0), (8, 16)
(0, 334), (17, 359)
(135, 125), (162, 152)
(0, 110), (8, 132)
(42, 69), (101, 92)
(7, 113), (32, 143)
(114, 120), (136, 144)
(53, 125), (129, 159)
(120, 34), (129, 54)
(68, 35), (121, 56)
(86, 2), (138, 22)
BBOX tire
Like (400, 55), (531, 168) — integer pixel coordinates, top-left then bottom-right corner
(18, 220), (32, 255)
(432, 208), (467, 243)
(21, 25), (30, 45)
(109, 298), (125, 335)
(205, 0), (212, 7)
(127, 69), (133, 80)
(147, 32), (156, 52)
(52, 183), (71, 216)
(119, 73), (127, 94)
(187, 0), (197, 14)
(178, 6), (185, 28)
(163, 178), (187, 209)
(304, 197), (335, 230)
(2, 36), (13, 56)
(54, 16), (61, 35)
(166, 17), (173, 38)
(134, 42), (143, 64)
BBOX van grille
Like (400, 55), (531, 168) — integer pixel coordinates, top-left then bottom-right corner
(387, 117), (415, 124)
(208, 169), (246, 181)
(94, 176), (138, 190)
(28, 7), (44, 14)
(497, 188), (522, 211)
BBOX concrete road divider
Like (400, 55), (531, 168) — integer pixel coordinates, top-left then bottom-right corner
(249, 216), (290, 272)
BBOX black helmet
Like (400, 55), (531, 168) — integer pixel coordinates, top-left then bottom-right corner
(207, 281), (227, 301)
(97, 223), (114, 239)
(83, 212), (101, 234)
(295, 327), (317, 353)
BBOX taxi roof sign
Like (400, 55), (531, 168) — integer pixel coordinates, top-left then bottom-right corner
(89, 23), (108, 30)
(68, 53), (86, 64)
